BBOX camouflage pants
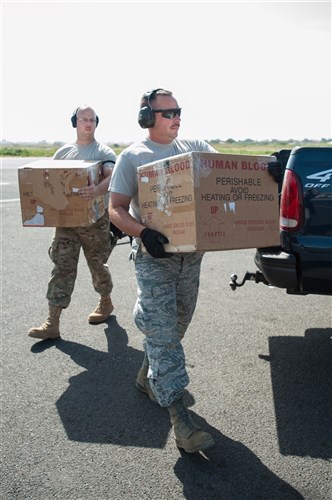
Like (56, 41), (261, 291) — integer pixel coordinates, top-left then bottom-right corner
(133, 250), (204, 407)
(47, 211), (115, 308)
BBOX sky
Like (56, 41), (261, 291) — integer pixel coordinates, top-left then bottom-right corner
(1, 1), (331, 144)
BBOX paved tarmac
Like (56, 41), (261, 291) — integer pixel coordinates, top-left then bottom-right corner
(1, 158), (331, 499)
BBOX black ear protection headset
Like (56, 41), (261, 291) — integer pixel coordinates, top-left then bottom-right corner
(71, 107), (99, 128)
(138, 88), (163, 129)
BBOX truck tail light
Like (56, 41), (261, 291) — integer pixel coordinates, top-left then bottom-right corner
(280, 170), (304, 231)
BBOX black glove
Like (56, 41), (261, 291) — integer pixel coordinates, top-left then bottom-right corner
(140, 228), (173, 258)
(267, 161), (284, 184)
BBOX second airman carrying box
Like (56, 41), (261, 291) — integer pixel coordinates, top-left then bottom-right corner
(137, 151), (280, 252)
(18, 159), (105, 227)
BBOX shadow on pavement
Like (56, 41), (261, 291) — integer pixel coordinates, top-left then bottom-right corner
(31, 316), (171, 447)
(261, 327), (331, 459)
(174, 426), (304, 500)
(173, 423), (304, 499)
(30, 317), (306, 497)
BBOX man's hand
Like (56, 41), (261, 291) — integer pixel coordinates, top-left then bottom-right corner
(78, 184), (98, 200)
(140, 228), (173, 258)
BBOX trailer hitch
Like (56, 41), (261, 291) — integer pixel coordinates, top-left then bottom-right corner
(229, 271), (269, 290)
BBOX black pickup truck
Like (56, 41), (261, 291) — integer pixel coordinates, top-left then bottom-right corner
(230, 146), (332, 295)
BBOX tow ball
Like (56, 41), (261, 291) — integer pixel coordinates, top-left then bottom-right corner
(229, 271), (269, 290)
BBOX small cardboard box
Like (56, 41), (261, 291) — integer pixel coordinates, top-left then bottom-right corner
(137, 152), (280, 252)
(18, 159), (105, 227)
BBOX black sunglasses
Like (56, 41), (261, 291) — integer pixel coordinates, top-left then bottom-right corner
(153, 108), (182, 119)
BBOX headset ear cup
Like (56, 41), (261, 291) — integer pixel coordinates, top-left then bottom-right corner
(138, 88), (163, 128)
(96, 116), (99, 127)
(71, 113), (77, 128)
(138, 106), (155, 128)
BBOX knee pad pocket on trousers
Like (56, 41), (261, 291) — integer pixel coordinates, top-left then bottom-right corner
(49, 239), (80, 268)
(134, 283), (177, 340)
(151, 281), (174, 300)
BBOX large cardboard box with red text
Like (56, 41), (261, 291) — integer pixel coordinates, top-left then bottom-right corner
(18, 159), (106, 227)
(137, 152), (280, 252)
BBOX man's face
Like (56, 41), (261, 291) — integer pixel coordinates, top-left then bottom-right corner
(150, 95), (181, 144)
(76, 108), (98, 137)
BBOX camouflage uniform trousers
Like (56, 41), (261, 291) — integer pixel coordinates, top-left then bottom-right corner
(133, 250), (204, 407)
(47, 211), (115, 308)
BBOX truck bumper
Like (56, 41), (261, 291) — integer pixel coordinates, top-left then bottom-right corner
(254, 248), (299, 291)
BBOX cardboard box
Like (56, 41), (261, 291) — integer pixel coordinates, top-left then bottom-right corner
(18, 159), (106, 227)
(137, 152), (280, 252)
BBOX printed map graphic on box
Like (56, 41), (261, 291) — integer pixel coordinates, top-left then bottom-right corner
(138, 151), (280, 252)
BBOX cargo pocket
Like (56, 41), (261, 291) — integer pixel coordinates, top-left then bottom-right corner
(134, 281), (176, 340)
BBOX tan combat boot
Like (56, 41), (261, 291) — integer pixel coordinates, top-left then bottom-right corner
(28, 305), (62, 339)
(135, 353), (158, 404)
(168, 397), (215, 453)
(88, 295), (114, 323)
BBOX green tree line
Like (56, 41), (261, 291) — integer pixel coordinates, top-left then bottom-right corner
(1, 138), (330, 157)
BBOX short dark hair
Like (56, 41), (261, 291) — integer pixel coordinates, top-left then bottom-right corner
(140, 88), (173, 108)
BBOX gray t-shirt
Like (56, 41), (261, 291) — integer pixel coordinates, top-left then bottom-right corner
(109, 137), (216, 222)
(53, 139), (116, 165)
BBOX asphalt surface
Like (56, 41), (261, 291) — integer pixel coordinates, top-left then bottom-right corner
(1, 158), (331, 500)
